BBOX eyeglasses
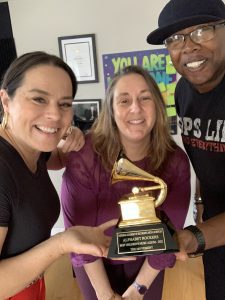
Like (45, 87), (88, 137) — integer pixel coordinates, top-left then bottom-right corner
(164, 21), (225, 50)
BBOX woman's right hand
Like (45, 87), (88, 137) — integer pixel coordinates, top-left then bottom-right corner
(114, 293), (123, 299)
(111, 293), (123, 300)
(98, 292), (122, 300)
(58, 219), (118, 257)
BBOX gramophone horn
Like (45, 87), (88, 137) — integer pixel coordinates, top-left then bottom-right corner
(111, 157), (167, 207)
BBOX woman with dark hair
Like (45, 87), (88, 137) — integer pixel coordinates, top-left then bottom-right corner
(62, 65), (191, 300)
(0, 51), (116, 299)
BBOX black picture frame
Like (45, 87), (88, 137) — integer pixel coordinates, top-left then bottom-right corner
(58, 34), (98, 84)
(72, 99), (101, 133)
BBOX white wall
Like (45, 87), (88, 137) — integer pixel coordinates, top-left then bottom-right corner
(6, 0), (196, 229)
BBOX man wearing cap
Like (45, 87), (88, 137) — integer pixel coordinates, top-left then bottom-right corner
(147, 0), (225, 299)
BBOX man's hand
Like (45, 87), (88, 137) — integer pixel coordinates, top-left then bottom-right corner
(174, 229), (198, 261)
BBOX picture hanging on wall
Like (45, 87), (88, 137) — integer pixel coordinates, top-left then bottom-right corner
(102, 49), (177, 135)
(58, 34), (99, 83)
(72, 99), (101, 133)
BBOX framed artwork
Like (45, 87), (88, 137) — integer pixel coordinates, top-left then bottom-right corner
(72, 99), (101, 133)
(58, 33), (99, 83)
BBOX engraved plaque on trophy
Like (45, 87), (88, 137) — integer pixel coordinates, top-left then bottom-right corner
(108, 154), (178, 258)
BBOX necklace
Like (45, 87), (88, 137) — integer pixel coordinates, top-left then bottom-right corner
(0, 126), (38, 173)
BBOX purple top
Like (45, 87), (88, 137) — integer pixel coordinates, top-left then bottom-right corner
(61, 135), (190, 270)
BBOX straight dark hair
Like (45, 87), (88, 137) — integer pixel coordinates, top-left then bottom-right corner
(0, 51), (77, 119)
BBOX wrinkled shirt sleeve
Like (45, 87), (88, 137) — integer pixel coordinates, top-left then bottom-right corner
(61, 143), (101, 267)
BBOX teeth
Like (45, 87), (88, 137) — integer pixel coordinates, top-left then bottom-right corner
(36, 126), (58, 133)
(129, 120), (143, 124)
(186, 60), (205, 68)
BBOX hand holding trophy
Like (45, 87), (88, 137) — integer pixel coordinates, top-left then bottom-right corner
(108, 153), (178, 258)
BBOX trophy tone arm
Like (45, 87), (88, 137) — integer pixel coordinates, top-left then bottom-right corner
(133, 179), (167, 207)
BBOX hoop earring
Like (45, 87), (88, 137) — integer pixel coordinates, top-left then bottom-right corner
(1, 112), (9, 130)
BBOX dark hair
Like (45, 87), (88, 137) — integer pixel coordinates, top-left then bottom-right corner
(0, 51), (77, 118)
(92, 65), (176, 171)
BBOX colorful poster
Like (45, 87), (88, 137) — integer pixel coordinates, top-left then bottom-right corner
(102, 49), (177, 134)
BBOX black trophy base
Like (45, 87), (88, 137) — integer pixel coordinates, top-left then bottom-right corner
(108, 222), (178, 258)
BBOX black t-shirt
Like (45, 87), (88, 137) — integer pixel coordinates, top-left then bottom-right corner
(0, 136), (60, 258)
(175, 76), (225, 220)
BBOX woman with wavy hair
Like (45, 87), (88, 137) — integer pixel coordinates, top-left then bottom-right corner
(62, 65), (191, 300)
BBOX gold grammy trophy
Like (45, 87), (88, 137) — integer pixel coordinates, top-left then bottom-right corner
(108, 155), (178, 258)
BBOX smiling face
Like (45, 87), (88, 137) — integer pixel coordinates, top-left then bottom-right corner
(169, 22), (225, 93)
(1, 64), (73, 154)
(112, 73), (156, 148)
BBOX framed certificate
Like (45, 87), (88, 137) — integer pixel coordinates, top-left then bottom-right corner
(58, 34), (99, 83)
